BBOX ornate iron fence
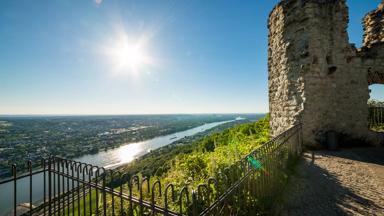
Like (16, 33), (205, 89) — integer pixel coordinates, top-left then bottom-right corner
(198, 124), (302, 215)
(0, 124), (302, 216)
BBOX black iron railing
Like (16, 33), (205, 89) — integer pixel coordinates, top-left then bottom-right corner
(0, 124), (302, 216)
(199, 124), (302, 215)
(369, 105), (384, 129)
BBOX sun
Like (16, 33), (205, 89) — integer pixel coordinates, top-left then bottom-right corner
(103, 33), (151, 75)
(112, 40), (148, 72)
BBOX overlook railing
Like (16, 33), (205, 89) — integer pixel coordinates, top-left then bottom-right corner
(369, 105), (384, 130)
(0, 124), (302, 216)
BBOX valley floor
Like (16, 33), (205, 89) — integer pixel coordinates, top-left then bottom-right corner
(276, 148), (384, 216)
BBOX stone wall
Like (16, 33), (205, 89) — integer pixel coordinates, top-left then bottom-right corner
(361, 1), (384, 85)
(358, 44), (384, 85)
(363, 1), (384, 48)
(268, 0), (384, 147)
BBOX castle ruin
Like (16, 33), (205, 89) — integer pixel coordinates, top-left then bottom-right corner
(268, 0), (384, 147)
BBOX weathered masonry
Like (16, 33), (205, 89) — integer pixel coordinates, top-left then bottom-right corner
(268, 0), (384, 147)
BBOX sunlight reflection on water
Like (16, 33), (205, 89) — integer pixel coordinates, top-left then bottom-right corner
(117, 143), (143, 165)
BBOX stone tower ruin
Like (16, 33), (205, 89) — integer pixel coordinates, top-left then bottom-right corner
(268, 0), (384, 147)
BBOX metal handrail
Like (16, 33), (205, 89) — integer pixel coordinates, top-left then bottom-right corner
(199, 124), (302, 215)
(0, 124), (302, 216)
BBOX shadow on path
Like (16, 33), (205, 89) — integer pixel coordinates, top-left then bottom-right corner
(324, 147), (384, 166)
(275, 149), (384, 216)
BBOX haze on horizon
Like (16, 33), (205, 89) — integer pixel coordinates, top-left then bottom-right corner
(0, 0), (383, 115)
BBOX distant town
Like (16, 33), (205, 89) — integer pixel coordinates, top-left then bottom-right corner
(0, 114), (259, 178)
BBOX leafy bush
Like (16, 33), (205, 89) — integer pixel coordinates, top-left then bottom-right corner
(160, 115), (270, 188)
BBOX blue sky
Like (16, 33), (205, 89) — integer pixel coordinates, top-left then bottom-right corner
(0, 0), (382, 115)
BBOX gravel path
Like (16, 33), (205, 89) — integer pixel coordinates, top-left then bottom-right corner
(276, 148), (384, 216)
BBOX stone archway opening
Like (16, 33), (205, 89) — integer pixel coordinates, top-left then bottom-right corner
(368, 84), (384, 132)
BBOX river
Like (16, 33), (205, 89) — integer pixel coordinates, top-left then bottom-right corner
(0, 119), (237, 215)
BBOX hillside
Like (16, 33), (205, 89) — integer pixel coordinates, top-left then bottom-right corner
(119, 115), (270, 188)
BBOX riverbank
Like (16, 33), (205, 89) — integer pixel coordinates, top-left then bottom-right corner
(63, 115), (270, 215)
(116, 118), (257, 176)
(0, 116), (262, 214)
(0, 114), (258, 178)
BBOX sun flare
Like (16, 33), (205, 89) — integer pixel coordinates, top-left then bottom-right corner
(103, 32), (152, 75)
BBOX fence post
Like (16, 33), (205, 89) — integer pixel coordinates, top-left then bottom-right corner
(57, 159), (61, 215)
(42, 159), (46, 216)
(48, 158), (52, 216)
(102, 173), (107, 216)
(12, 164), (17, 216)
(28, 160), (33, 215)
(192, 190), (198, 216)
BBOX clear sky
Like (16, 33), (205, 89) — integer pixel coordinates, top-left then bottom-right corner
(0, 0), (383, 115)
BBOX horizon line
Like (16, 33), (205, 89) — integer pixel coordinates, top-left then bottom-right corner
(0, 112), (267, 117)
